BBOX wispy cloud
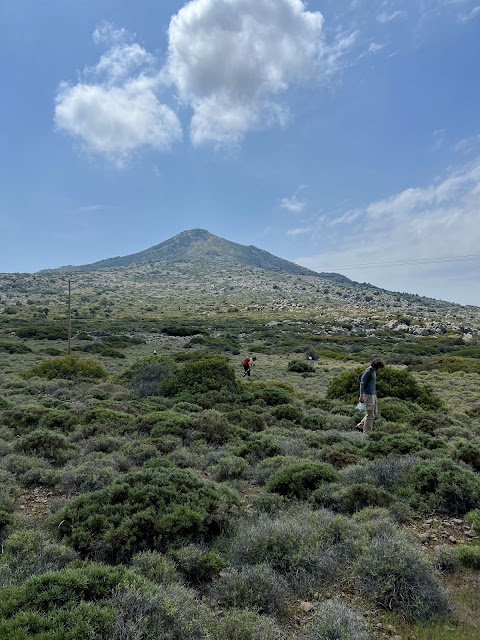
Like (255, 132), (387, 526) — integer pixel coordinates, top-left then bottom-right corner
(281, 186), (308, 213)
(377, 10), (407, 24)
(295, 158), (480, 302)
(458, 4), (480, 22)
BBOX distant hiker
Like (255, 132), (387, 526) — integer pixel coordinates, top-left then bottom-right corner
(308, 356), (314, 367)
(243, 357), (252, 377)
(356, 358), (386, 433)
(153, 350), (157, 356)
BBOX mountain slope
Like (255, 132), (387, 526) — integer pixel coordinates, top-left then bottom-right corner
(43, 229), (355, 285)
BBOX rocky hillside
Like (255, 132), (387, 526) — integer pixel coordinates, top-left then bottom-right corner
(41, 229), (355, 285)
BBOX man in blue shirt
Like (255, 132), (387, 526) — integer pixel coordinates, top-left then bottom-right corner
(356, 358), (385, 433)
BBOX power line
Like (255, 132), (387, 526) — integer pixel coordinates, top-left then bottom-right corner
(314, 253), (480, 271)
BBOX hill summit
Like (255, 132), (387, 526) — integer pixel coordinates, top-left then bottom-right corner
(45, 229), (353, 284)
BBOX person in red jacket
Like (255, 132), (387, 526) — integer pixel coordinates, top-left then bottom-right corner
(242, 356), (256, 377)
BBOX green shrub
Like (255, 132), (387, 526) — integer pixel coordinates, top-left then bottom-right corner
(84, 406), (135, 427)
(59, 455), (119, 493)
(14, 429), (72, 464)
(227, 408), (266, 432)
(300, 600), (367, 640)
(254, 385), (292, 406)
(208, 608), (280, 640)
(3, 454), (59, 487)
(271, 403), (304, 422)
(170, 544), (226, 584)
(287, 359), (312, 373)
(211, 563), (290, 615)
(124, 355), (178, 397)
(301, 413), (327, 431)
(326, 367), (442, 410)
(377, 398), (415, 423)
(0, 341), (32, 354)
(0, 530), (77, 587)
(149, 411), (191, 438)
(455, 544), (480, 570)
(56, 466), (239, 561)
(131, 550), (179, 585)
(266, 462), (339, 499)
(355, 530), (448, 620)
(453, 439), (480, 472)
(230, 510), (333, 579)
(111, 583), (208, 640)
(465, 508), (480, 532)
(193, 409), (237, 444)
(366, 432), (445, 457)
(1, 404), (50, 434)
(338, 483), (393, 514)
(213, 455), (251, 480)
(160, 357), (237, 397)
(16, 324), (68, 340)
(404, 459), (480, 515)
(235, 435), (283, 463)
(22, 355), (107, 380)
(38, 409), (78, 433)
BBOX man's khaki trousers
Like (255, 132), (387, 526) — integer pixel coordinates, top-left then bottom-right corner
(358, 394), (377, 433)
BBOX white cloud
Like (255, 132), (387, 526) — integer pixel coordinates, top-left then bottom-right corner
(281, 186), (308, 213)
(377, 10), (407, 23)
(458, 4), (480, 22)
(287, 226), (313, 236)
(165, 0), (355, 145)
(452, 133), (480, 153)
(295, 159), (480, 303)
(55, 26), (181, 165)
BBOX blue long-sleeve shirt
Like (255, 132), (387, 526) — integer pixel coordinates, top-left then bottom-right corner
(360, 367), (376, 395)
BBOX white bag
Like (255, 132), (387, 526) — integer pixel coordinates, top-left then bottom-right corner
(355, 402), (365, 412)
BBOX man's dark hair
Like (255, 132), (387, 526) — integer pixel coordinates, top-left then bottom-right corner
(371, 358), (385, 370)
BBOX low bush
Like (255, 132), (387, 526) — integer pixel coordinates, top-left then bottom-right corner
(230, 509), (335, 584)
(266, 462), (339, 499)
(355, 530), (448, 620)
(326, 367), (442, 410)
(170, 544), (226, 584)
(212, 455), (251, 480)
(338, 483), (393, 514)
(2, 454), (59, 487)
(16, 324), (68, 340)
(300, 600), (368, 640)
(56, 466), (240, 561)
(14, 429), (72, 464)
(1, 404), (48, 433)
(227, 408), (266, 432)
(0, 530), (77, 587)
(0, 563), (147, 639)
(271, 403), (304, 422)
(111, 583), (208, 640)
(301, 413), (327, 431)
(22, 355), (107, 380)
(38, 408), (78, 433)
(366, 432), (445, 457)
(131, 550), (179, 585)
(287, 359), (312, 373)
(254, 385), (292, 406)
(211, 563), (290, 615)
(208, 608), (280, 640)
(465, 508), (480, 532)
(453, 439), (480, 472)
(160, 357), (237, 397)
(193, 409), (237, 444)
(235, 435), (283, 463)
(59, 454), (119, 493)
(0, 341), (32, 354)
(404, 459), (480, 515)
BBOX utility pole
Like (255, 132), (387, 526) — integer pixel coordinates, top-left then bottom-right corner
(67, 279), (72, 355)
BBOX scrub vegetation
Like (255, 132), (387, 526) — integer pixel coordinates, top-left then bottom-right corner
(0, 253), (479, 639)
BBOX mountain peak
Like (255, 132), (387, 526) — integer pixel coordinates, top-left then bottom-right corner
(42, 229), (354, 286)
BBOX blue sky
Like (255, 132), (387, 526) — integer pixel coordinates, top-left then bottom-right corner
(1, 0), (480, 305)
